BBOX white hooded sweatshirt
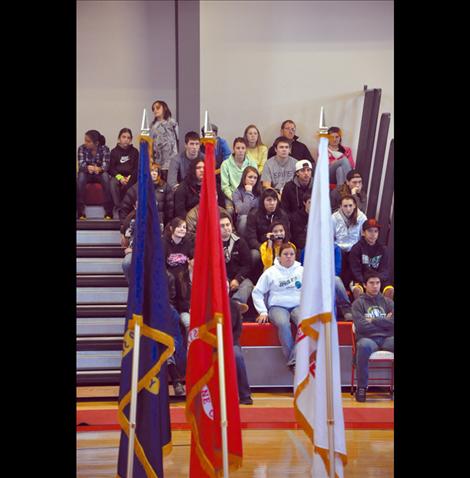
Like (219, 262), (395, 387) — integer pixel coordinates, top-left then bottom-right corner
(252, 260), (304, 315)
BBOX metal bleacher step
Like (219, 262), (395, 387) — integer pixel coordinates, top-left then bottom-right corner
(77, 246), (125, 258)
(77, 258), (124, 275)
(77, 230), (122, 246)
(82, 205), (120, 220)
(76, 370), (121, 386)
(77, 317), (126, 337)
(76, 275), (128, 287)
(76, 219), (120, 231)
(77, 287), (129, 304)
(77, 304), (127, 317)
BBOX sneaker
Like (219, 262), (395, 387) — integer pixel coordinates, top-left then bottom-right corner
(235, 301), (249, 314)
(288, 364), (296, 374)
(79, 214), (87, 220)
(239, 396), (253, 405)
(343, 312), (353, 321)
(104, 214), (113, 220)
(173, 382), (186, 397)
(355, 387), (367, 402)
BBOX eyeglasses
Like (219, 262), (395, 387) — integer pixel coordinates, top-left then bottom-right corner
(283, 127), (296, 132)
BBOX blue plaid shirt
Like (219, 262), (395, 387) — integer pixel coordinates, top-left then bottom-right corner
(78, 144), (110, 172)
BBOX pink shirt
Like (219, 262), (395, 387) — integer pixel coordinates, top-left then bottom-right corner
(328, 146), (355, 169)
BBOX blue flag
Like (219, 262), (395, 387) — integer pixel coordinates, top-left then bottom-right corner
(116, 136), (175, 478)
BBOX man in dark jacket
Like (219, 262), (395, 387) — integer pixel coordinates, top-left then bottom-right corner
(167, 131), (205, 190)
(290, 190), (311, 254)
(220, 212), (253, 310)
(118, 164), (174, 231)
(349, 218), (394, 300)
(352, 270), (394, 402)
(281, 160), (313, 215)
(330, 169), (367, 213)
(267, 120), (314, 163)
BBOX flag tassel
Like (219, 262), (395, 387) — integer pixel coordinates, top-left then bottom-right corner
(216, 319), (230, 477)
(126, 319), (142, 478)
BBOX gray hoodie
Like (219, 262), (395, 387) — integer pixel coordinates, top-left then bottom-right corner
(351, 293), (394, 340)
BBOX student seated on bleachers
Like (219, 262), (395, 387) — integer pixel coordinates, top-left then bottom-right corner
(167, 131), (205, 190)
(280, 159), (314, 215)
(252, 244), (303, 371)
(120, 208), (136, 285)
(259, 221), (296, 271)
(327, 126), (355, 186)
(261, 137), (298, 194)
(351, 270), (394, 403)
(349, 218), (394, 301)
(232, 166), (261, 237)
(200, 123), (231, 208)
(220, 137), (258, 215)
(163, 217), (194, 333)
(243, 124), (268, 174)
(219, 212), (253, 313)
(267, 120), (314, 163)
(77, 129), (113, 219)
(108, 128), (139, 214)
(174, 159), (204, 219)
(332, 194), (367, 289)
(245, 188), (290, 281)
(185, 204), (230, 239)
(330, 169), (367, 213)
(118, 162), (174, 233)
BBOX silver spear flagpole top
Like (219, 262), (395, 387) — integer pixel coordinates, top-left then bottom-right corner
(319, 106), (328, 135)
(203, 110), (216, 139)
(140, 108), (150, 136)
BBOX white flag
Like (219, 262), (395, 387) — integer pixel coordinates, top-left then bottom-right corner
(293, 135), (347, 477)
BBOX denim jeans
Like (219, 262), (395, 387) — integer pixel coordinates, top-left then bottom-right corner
(356, 335), (394, 388)
(77, 171), (113, 215)
(268, 306), (301, 365)
(231, 278), (254, 305)
(329, 157), (352, 185)
(335, 276), (351, 318)
(234, 344), (251, 400)
(122, 252), (132, 285)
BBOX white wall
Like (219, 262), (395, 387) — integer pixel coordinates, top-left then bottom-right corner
(200, 0), (393, 158)
(77, 0), (176, 149)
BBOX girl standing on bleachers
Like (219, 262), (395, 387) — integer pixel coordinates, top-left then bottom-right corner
(109, 128), (139, 214)
(150, 100), (179, 182)
(77, 129), (113, 219)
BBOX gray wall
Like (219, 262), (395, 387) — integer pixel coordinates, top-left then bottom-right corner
(77, 0), (177, 149)
(200, 0), (393, 159)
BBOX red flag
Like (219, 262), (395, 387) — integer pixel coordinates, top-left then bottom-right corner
(185, 138), (243, 477)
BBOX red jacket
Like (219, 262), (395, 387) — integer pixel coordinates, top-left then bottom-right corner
(328, 145), (355, 169)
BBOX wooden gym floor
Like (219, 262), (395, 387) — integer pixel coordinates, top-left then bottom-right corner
(77, 391), (394, 477)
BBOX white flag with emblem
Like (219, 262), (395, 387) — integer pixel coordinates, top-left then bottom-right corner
(293, 134), (347, 477)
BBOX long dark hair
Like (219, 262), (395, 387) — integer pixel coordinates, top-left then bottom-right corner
(340, 194), (358, 225)
(151, 100), (172, 125)
(185, 159), (204, 186)
(328, 126), (346, 154)
(260, 188), (281, 215)
(164, 216), (186, 239)
(118, 127), (133, 140)
(85, 129), (106, 147)
(236, 166), (261, 197)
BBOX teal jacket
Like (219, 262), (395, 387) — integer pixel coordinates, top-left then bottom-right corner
(221, 155), (258, 200)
